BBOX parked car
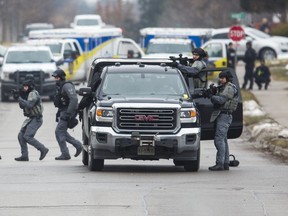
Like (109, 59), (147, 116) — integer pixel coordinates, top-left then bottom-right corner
(19, 23), (54, 42)
(211, 26), (288, 60)
(0, 45), (7, 66)
(0, 45), (58, 101)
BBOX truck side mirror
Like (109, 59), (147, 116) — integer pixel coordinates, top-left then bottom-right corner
(78, 87), (93, 96)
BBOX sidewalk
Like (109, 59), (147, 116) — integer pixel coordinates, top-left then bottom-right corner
(237, 62), (288, 128)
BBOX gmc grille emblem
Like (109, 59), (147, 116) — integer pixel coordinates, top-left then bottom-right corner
(134, 115), (159, 121)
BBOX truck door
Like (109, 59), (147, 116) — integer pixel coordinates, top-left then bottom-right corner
(192, 69), (243, 140)
(116, 40), (143, 58)
(202, 41), (228, 68)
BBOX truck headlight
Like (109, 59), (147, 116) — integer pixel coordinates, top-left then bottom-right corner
(0, 71), (12, 81)
(96, 107), (113, 122)
(180, 108), (197, 123)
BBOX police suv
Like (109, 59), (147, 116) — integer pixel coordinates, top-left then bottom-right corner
(78, 59), (243, 171)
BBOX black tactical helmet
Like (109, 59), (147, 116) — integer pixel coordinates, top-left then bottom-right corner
(219, 70), (233, 81)
(22, 75), (35, 89)
(192, 48), (207, 58)
(52, 68), (66, 80)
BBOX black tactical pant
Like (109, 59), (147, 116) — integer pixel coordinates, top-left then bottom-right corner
(55, 111), (82, 157)
(18, 117), (47, 157)
(214, 113), (233, 165)
(242, 65), (254, 90)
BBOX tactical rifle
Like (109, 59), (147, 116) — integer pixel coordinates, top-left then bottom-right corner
(169, 54), (194, 66)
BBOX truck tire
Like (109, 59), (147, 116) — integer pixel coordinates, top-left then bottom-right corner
(87, 140), (104, 171)
(82, 132), (89, 166)
(82, 149), (88, 166)
(183, 148), (200, 172)
(1, 87), (9, 102)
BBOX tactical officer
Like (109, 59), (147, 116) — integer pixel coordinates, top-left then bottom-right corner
(242, 41), (257, 90)
(52, 69), (82, 160)
(15, 79), (49, 161)
(227, 42), (236, 69)
(208, 70), (238, 171)
(173, 48), (207, 76)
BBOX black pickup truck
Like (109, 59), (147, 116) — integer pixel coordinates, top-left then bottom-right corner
(78, 58), (243, 171)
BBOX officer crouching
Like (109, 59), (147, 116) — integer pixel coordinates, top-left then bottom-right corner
(15, 78), (49, 161)
(208, 70), (239, 171)
(52, 69), (82, 160)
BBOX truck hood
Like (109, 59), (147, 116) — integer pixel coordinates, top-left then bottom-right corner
(98, 95), (193, 108)
(2, 63), (57, 72)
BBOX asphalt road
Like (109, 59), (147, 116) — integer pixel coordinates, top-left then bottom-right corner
(1, 97), (288, 216)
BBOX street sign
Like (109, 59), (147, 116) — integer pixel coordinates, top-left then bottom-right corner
(230, 12), (246, 20)
(228, 26), (245, 41)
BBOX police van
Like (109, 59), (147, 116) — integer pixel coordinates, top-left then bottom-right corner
(29, 28), (144, 83)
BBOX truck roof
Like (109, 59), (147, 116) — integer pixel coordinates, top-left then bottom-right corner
(149, 38), (192, 45)
(29, 27), (122, 39)
(140, 27), (213, 37)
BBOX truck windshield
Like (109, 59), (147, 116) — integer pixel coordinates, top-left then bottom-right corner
(6, 51), (52, 63)
(101, 72), (187, 96)
(146, 43), (192, 54)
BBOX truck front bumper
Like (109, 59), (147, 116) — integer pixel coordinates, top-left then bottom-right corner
(90, 126), (201, 160)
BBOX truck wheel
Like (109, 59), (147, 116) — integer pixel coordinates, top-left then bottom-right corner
(88, 144), (104, 171)
(82, 148), (88, 166)
(82, 133), (89, 165)
(1, 88), (9, 102)
(183, 148), (200, 172)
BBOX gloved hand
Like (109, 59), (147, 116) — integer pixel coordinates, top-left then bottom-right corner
(18, 97), (26, 109)
(171, 61), (178, 68)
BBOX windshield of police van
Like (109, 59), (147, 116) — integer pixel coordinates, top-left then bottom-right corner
(46, 44), (62, 55)
(6, 51), (52, 63)
(101, 72), (187, 96)
(76, 19), (99, 26)
(146, 43), (192, 54)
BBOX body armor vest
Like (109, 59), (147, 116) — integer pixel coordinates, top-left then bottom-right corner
(53, 82), (72, 108)
(23, 90), (43, 118)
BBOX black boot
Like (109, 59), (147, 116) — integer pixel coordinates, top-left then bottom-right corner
(224, 163), (229, 170)
(55, 155), (71, 160)
(209, 163), (224, 171)
(15, 156), (29, 161)
(39, 148), (49, 160)
(74, 146), (82, 157)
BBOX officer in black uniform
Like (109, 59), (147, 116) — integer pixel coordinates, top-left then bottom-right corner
(208, 70), (238, 171)
(52, 69), (82, 160)
(242, 41), (257, 90)
(15, 79), (49, 161)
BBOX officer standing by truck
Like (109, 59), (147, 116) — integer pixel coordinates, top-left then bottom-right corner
(15, 78), (49, 161)
(208, 70), (238, 171)
(52, 69), (82, 160)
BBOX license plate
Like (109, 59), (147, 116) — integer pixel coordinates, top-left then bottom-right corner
(137, 146), (155, 155)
